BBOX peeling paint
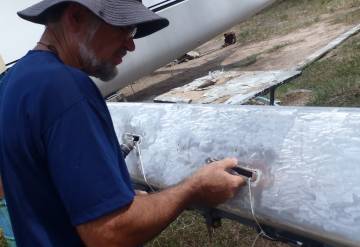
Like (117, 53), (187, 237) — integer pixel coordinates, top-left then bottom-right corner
(154, 70), (301, 104)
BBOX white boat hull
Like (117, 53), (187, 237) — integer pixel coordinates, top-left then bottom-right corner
(96, 0), (276, 96)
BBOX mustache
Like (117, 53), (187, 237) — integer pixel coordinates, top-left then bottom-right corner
(115, 49), (127, 59)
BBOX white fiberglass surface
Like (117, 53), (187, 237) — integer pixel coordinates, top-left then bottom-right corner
(108, 103), (360, 247)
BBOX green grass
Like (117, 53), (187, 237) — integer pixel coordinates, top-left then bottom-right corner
(277, 34), (360, 106)
(146, 211), (285, 247)
(234, 0), (360, 46)
(0, 230), (7, 247)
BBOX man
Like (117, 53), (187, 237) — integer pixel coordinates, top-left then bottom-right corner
(0, 1), (246, 246)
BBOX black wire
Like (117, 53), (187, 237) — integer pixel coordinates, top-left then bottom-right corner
(5, 59), (19, 67)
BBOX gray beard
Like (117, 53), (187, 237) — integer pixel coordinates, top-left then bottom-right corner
(79, 42), (118, 82)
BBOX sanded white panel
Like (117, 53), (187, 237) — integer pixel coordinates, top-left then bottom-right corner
(108, 103), (360, 247)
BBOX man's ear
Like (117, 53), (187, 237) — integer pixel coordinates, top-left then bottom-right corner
(61, 3), (89, 33)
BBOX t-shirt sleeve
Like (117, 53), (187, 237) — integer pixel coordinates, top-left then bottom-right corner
(44, 99), (135, 226)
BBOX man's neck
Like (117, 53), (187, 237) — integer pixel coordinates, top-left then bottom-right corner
(35, 27), (83, 69)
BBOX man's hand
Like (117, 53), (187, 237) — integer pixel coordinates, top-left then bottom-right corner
(188, 158), (246, 206)
(77, 158), (246, 247)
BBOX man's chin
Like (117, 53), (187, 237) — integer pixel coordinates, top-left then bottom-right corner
(95, 67), (119, 82)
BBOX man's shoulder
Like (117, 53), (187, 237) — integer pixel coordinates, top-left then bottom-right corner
(2, 51), (103, 129)
(11, 50), (100, 102)
(19, 51), (90, 89)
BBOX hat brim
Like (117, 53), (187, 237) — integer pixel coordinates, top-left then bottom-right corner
(17, 0), (169, 39)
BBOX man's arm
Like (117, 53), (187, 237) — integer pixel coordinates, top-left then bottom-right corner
(77, 158), (245, 247)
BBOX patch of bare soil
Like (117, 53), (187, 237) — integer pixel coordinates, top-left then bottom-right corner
(120, 14), (354, 104)
(222, 22), (351, 71)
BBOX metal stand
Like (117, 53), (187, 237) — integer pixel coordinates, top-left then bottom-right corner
(269, 86), (276, 106)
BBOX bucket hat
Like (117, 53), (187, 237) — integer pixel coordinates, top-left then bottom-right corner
(17, 0), (169, 39)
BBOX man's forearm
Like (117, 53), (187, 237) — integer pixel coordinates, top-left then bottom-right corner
(118, 181), (196, 245)
(77, 158), (245, 247)
(77, 179), (197, 247)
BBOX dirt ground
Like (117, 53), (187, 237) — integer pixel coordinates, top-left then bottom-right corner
(117, 7), (358, 105)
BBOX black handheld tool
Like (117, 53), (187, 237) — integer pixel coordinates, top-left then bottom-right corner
(205, 158), (257, 181)
(120, 134), (140, 158)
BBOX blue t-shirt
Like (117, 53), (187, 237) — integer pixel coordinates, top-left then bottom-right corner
(0, 50), (135, 247)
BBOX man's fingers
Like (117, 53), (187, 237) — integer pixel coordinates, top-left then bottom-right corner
(215, 158), (238, 169)
(234, 176), (247, 187)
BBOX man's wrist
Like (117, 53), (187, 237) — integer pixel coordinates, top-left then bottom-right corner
(176, 176), (201, 206)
